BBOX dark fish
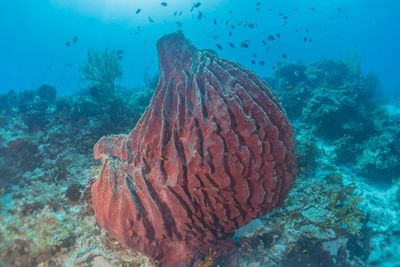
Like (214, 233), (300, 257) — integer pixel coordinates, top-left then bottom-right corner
(337, 8), (342, 12)
(179, 11), (183, 15)
(262, 40), (267, 44)
(276, 32), (281, 38)
(229, 42), (235, 48)
(229, 10), (232, 14)
(304, 37), (308, 42)
(305, 29), (309, 33)
(213, 35), (218, 39)
(72, 36), (78, 43)
(252, 53), (257, 58)
(228, 32), (232, 36)
(240, 43), (248, 48)
(116, 49), (124, 55)
(248, 23), (254, 28)
(251, 60), (256, 64)
(198, 11), (203, 20)
(238, 21), (242, 26)
(281, 53), (287, 59)
(283, 16), (288, 20)
(267, 35), (274, 41)
(231, 25), (235, 29)
(174, 11), (177, 16)
(226, 20), (229, 25)
(256, 2), (261, 5)
(191, 2), (201, 12)
(149, 16), (154, 23)
(309, 38), (312, 42)
(259, 61), (265, 66)
(65, 41), (70, 47)
(161, 2), (167, 7)
(136, 8), (141, 14)
(256, 8), (260, 11)
(295, 7), (298, 11)
(244, 39), (250, 42)
(216, 44), (222, 50)
(64, 63), (73, 67)
(269, 8), (272, 11)
(272, 65), (276, 69)
(345, 15), (349, 19)
(176, 21), (182, 27)
(278, 12), (283, 16)
(213, 19), (217, 25)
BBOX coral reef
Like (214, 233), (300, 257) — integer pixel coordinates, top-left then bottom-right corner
(91, 32), (296, 266)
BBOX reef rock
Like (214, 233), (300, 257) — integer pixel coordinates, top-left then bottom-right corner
(91, 31), (296, 266)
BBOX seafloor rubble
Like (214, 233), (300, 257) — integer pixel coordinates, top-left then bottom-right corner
(0, 49), (399, 266)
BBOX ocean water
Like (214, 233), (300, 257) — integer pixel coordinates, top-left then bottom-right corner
(0, 0), (400, 266)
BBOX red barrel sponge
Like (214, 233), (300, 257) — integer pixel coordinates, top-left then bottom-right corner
(92, 31), (296, 266)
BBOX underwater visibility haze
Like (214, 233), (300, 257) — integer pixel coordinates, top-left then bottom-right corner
(0, 0), (400, 266)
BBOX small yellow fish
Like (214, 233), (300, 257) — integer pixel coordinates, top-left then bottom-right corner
(138, 123), (142, 127)
(211, 186), (219, 192)
(91, 166), (101, 170)
(302, 249), (308, 253)
(287, 84), (293, 89)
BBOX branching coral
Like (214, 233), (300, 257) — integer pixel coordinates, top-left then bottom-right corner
(328, 184), (365, 235)
(80, 47), (123, 100)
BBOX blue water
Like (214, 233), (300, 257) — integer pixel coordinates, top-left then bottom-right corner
(1, 0), (399, 95)
(1, 1), (400, 266)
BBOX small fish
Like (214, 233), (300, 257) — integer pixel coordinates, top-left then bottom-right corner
(248, 23), (254, 28)
(294, 70), (300, 76)
(261, 40), (267, 45)
(191, 2), (201, 12)
(272, 65), (276, 69)
(213, 35), (218, 39)
(92, 165), (102, 170)
(240, 43), (248, 48)
(116, 49), (124, 55)
(198, 11), (203, 20)
(228, 31), (232, 36)
(282, 53), (287, 59)
(65, 41), (70, 47)
(161, 2), (167, 7)
(138, 123), (142, 127)
(305, 29), (309, 33)
(276, 32), (281, 38)
(259, 61), (265, 66)
(256, 2), (261, 5)
(228, 10), (232, 14)
(149, 16), (154, 23)
(252, 53), (257, 58)
(256, 8), (260, 11)
(226, 20), (229, 25)
(229, 42), (235, 48)
(176, 21), (182, 28)
(210, 186), (219, 192)
(304, 37), (308, 42)
(213, 19), (217, 25)
(267, 35), (274, 41)
(179, 11), (182, 15)
(64, 63), (73, 67)
(216, 44), (222, 50)
(230, 25), (235, 29)
(302, 249), (308, 253)
(283, 16), (288, 20)
(345, 15), (349, 19)
(72, 36), (78, 43)
(251, 60), (256, 64)
(193, 2), (201, 8)
(174, 11), (177, 16)
(136, 8), (141, 14)
(309, 38), (312, 42)
(287, 85), (293, 89)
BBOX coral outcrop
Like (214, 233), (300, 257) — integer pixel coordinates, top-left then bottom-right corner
(91, 32), (296, 266)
